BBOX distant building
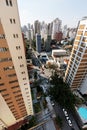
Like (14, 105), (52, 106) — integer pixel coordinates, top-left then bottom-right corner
(54, 32), (63, 42)
(47, 23), (53, 36)
(62, 25), (68, 39)
(41, 21), (48, 40)
(52, 49), (67, 58)
(34, 20), (41, 35)
(45, 35), (51, 52)
(52, 18), (62, 39)
(36, 34), (41, 53)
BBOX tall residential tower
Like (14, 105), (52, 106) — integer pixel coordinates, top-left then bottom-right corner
(65, 17), (87, 95)
(0, 0), (33, 129)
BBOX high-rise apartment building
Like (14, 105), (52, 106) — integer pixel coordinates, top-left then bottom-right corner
(0, 0), (33, 129)
(65, 17), (87, 95)
(52, 18), (62, 39)
(34, 20), (41, 35)
(36, 34), (41, 53)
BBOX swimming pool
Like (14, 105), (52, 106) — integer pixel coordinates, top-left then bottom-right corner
(78, 107), (87, 120)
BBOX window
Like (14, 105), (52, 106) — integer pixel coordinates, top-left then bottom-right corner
(16, 34), (18, 38)
(24, 83), (27, 85)
(0, 34), (5, 39)
(16, 46), (21, 50)
(16, 98), (23, 102)
(20, 64), (24, 67)
(21, 71), (25, 74)
(13, 34), (18, 38)
(9, 80), (18, 84)
(6, 0), (9, 6)
(23, 78), (26, 80)
(8, 73), (16, 77)
(9, 104), (14, 108)
(25, 88), (28, 90)
(13, 34), (15, 38)
(15, 94), (22, 98)
(5, 97), (11, 101)
(3, 94), (9, 97)
(9, 0), (12, 6)
(6, 0), (13, 6)
(18, 104), (25, 107)
(10, 19), (12, 24)
(13, 19), (15, 23)
(7, 101), (13, 105)
(18, 56), (22, 59)
(10, 19), (16, 24)
(4, 66), (14, 71)
(0, 47), (8, 52)
(13, 90), (21, 94)
(11, 85), (19, 89)
(0, 83), (4, 86)
(0, 89), (7, 92)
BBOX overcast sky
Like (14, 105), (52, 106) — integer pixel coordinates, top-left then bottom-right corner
(17, 0), (87, 27)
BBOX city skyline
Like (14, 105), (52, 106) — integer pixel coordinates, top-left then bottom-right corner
(18, 0), (87, 27)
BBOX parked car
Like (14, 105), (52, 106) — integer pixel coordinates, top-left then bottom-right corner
(64, 111), (68, 117)
(68, 119), (72, 127)
(51, 101), (55, 106)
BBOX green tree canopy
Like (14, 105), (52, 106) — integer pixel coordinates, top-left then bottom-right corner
(48, 71), (76, 110)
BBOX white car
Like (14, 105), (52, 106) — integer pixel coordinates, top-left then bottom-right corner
(64, 111), (68, 117)
(62, 108), (65, 112)
(66, 116), (69, 120)
(68, 119), (72, 127)
(51, 101), (55, 106)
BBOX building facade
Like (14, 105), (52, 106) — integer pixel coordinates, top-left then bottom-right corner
(36, 34), (41, 53)
(54, 32), (63, 42)
(34, 20), (41, 35)
(65, 18), (87, 95)
(0, 0), (33, 129)
(45, 35), (51, 52)
(52, 18), (62, 39)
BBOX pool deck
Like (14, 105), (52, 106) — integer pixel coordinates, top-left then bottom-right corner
(76, 105), (87, 129)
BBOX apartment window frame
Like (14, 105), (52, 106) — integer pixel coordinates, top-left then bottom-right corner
(9, 0), (12, 6)
(0, 34), (5, 39)
(9, 80), (18, 84)
(11, 85), (19, 89)
(10, 18), (12, 24)
(7, 73), (16, 77)
(6, 0), (9, 6)
(21, 71), (25, 74)
(0, 89), (7, 92)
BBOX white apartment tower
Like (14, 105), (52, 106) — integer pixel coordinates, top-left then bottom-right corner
(65, 17), (87, 95)
(0, 0), (33, 129)
(52, 18), (62, 39)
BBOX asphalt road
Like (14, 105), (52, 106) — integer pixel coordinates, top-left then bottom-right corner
(53, 103), (80, 130)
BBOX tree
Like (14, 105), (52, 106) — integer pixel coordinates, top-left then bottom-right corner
(55, 116), (63, 128)
(34, 71), (38, 80)
(48, 71), (76, 110)
(28, 116), (37, 128)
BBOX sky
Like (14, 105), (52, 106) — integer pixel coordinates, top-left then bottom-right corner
(17, 0), (87, 28)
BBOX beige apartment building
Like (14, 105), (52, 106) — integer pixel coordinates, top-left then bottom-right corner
(0, 0), (33, 129)
(65, 17), (87, 95)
